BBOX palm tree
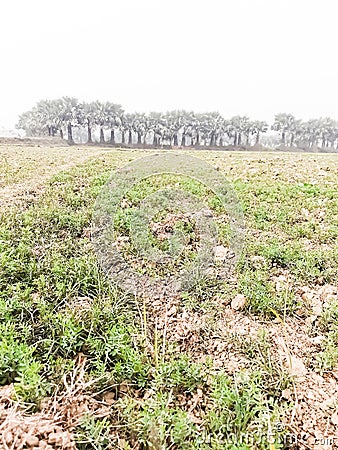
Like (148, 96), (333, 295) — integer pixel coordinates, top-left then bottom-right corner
(130, 112), (147, 144)
(317, 117), (338, 148)
(17, 98), (338, 152)
(271, 113), (296, 146)
(251, 120), (268, 145)
(300, 119), (319, 148)
(229, 116), (249, 146)
(16, 109), (42, 136)
(288, 119), (303, 147)
(105, 102), (124, 144)
(203, 112), (222, 146)
(18, 99), (64, 138)
(163, 111), (183, 146)
(118, 114), (131, 145)
(34, 100), (56, 136)
(178, 111), (193, 147)
(92, 101), (110, 143)
(82, 102), (98, 143)
(148, 112), (167, 146)
(190, 113), (205, 146)
(56, 97), (81, 144)
(244, 120), (254, 145)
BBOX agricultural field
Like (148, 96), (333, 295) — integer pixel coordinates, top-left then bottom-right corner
(0, 142), (338, 449)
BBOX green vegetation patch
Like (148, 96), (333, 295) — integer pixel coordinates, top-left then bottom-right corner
(0, 150), (337, 447)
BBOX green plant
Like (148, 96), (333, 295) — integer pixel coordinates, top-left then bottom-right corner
(75, 416), (111, 450)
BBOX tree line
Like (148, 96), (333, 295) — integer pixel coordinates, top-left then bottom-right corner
(17, 97), (338, 149)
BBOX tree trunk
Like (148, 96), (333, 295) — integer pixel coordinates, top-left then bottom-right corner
(290, 133), (294, 147)
(256, 132), (260, 145)
(121, 131), (125, 144)
(100, 128), (105, 143)
(153, 134), (157, 146)
(128, 130), (133, 145)
(238, 133), (242, 146)
(48, 126), (51, 136)
(246, 134), (250, 145)
(173, 133), (178, 146)
(137, 132), (142, 144)
(234, 132), (237, 146)
(87, 119), (92, 143)
(60, 129), (64, 139)
(110, 129), (115, 144)
(281, 131), (286, 145)
(67, 122), (74, 144)
(181, 134), (186, 146)
(196, 132), (200, 146)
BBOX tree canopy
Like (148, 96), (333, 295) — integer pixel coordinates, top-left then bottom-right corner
(17, 98), (338, 150)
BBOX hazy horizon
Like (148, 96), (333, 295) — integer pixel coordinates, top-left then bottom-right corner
(1, 0), (338, 129)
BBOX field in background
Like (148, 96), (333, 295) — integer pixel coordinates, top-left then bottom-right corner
(0, 143), (338, 449)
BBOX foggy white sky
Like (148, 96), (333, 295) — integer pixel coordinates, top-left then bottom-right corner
(1, 0), (337, 128)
